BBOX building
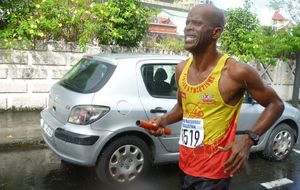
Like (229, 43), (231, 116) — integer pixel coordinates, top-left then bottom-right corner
(149, 16), (177, 35)
(176, 0), (208, 10)
(157, 9), (188, 36)
(271, 10), (294, 30)
(140, 0), (207, 11)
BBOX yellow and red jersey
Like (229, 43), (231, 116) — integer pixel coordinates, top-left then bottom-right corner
(178, 54), (243, 179)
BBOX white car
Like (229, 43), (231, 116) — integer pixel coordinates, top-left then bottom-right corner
(40, 54), (300, 184)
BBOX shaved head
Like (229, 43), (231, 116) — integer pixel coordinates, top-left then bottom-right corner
(184, 4), (225, 53)
(190, 4), (225, 29)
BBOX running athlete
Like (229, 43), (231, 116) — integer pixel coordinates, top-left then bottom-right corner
(148, 4), (284, 190)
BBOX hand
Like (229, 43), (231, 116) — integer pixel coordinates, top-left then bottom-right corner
(147, 127), (165, 137)
(147, 117), (166, 137)
(219, 135), (253, 175)
(149, 117), (165, 127)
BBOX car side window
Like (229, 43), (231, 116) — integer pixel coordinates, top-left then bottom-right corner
(141, 64), (177, 99)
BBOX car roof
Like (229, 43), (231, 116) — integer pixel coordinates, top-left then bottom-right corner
(89, 53), (188, 65)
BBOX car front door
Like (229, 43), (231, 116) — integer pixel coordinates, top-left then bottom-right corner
(136, 59), (182, 153)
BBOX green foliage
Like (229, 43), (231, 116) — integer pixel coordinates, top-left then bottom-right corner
(95, 0), (152, 47)
(156, 36), (184, 51)
(0, 0), (25, 29)
(289, 24), (300, 51)
(0, 0), (153, 49)
(220, 0), (259, 60)
(220, 0), (300, 64)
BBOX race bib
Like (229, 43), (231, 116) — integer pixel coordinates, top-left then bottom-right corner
(179, 118), (204, 148)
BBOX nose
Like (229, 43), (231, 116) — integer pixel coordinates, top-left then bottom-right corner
(184, 21), (195, 33)
(184, 24), (193, 35)
(185, 22), (192, 30)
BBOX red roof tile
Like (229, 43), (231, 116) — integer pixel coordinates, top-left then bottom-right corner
(272, 11), (285, 21)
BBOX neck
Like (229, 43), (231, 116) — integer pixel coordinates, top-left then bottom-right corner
(191, 48), (220, 72)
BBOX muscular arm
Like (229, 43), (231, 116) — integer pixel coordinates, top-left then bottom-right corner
(236, 63), (284, 138)
(223, 60), (284, 174)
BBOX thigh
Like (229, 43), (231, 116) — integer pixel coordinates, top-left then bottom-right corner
(181, 172), (231, 190)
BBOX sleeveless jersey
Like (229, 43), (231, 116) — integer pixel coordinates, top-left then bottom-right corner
(178, 54), (243, 179)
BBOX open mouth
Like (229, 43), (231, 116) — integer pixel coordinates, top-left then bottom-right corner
(185, 35), (197, 42)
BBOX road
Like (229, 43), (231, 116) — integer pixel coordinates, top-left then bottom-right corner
(0, 146), (299, 190)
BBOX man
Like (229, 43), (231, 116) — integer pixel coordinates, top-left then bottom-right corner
(148, 4), (284, 190)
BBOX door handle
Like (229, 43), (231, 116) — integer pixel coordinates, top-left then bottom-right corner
(150, 107), (167, 113)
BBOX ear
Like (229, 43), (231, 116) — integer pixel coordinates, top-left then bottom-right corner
(212, 27), (223, 39)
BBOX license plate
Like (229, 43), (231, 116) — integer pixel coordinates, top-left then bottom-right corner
(41, 119), (53, 137)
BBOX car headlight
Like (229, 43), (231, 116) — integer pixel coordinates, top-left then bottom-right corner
(68, 105), (110, 125)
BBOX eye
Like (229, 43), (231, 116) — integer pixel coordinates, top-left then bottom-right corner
(193, 20), (202, 26)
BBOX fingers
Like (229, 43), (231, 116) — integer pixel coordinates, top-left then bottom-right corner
(219, 142), (233, 152)
(224, 152), (237, 173)
(224, 154), (241, 174)
(149, 117), (162, 127)
(224, 150), (249, 175)
(230, 158), (245, 175)
(147, 128), (164, 137)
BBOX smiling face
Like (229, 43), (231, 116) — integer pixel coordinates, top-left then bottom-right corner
(184, 5), (224, 54)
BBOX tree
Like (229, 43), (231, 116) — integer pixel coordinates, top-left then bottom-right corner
(277, 0), (300, 104)
(283, 0), (300, 24)
(268, 0), (283, 11)
(289, 24), (300, 104)
(221, 0), (300, 105)
(268, 0), (300, 24)
(0, 0), (153, 49)
(220, 0), (259, 62)
(220, 0), (299, 64)
(95, 0), (152, 47)
(0, 0), (27, 29)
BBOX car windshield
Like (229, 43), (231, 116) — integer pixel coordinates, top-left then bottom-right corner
(60, 58), (116, 93)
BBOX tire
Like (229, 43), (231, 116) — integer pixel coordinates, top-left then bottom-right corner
(96, 136), (151, 184)
(262, 123), (295, 161)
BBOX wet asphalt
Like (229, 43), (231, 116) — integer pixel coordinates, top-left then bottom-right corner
(0, 111), (300, 190)
(0, 146), (299, 190)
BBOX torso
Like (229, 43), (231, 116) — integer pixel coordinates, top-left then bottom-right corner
(177, 54), (244, 179)
(179, 55), (245, 106)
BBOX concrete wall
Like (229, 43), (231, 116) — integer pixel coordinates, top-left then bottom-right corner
(0, 44), (297, 110)
(250, 60), (296, 101)
(0, 44), (186, 110)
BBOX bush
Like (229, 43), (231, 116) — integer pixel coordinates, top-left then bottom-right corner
(0, 0), (153, 50)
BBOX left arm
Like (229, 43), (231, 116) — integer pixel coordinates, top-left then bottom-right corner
(222, 62), (284, 175)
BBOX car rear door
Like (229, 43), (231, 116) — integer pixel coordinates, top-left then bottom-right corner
(238, 93), (263, 131)
(136, 59), (183, 153)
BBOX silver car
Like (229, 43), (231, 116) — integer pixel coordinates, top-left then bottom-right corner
(40, 54), (300, 184)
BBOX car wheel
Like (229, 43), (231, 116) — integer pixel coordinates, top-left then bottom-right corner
(262, 123), (295, 161)
(96, 136), (151, 184)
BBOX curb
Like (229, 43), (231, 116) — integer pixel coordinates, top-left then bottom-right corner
(0, 139), (46, 151)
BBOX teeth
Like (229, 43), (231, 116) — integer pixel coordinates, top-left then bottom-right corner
(186, 36), (195, 41)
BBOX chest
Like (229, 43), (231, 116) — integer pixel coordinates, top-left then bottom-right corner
(184, 69), (243, 105)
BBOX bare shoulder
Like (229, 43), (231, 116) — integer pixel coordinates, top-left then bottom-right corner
(177, 58), (189, 72)
(226, 57), (259, 82)
(176, 58), (189, 79)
